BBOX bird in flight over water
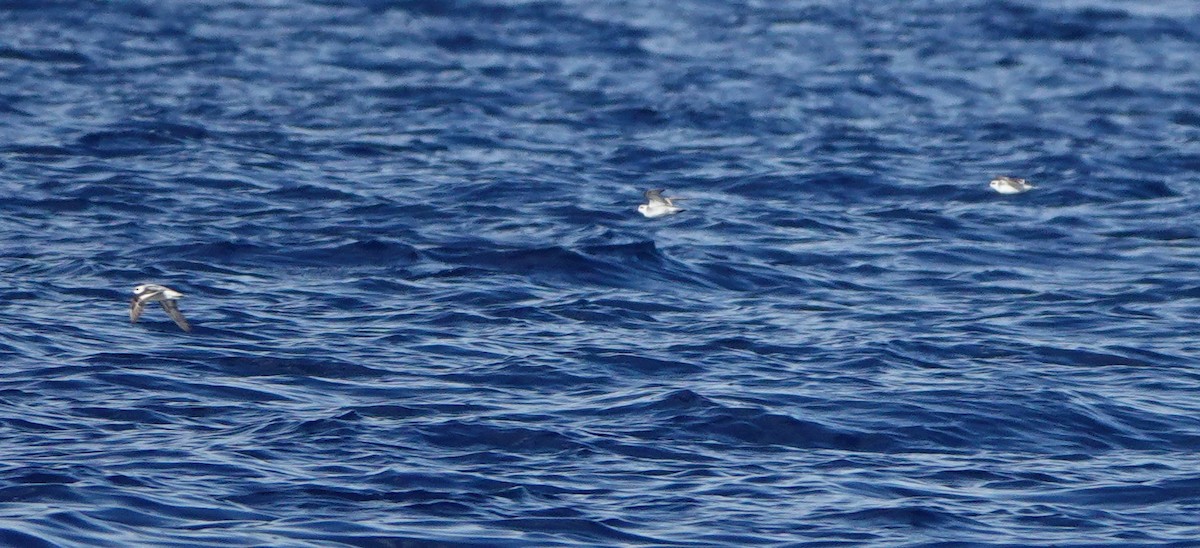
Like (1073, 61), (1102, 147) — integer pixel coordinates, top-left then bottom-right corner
(989, 176), (1035, 194)
(130, 284), (192, 332)
(638, 189), (684, 218)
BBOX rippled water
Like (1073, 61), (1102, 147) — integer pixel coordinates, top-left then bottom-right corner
(3, 1), (1200, 545)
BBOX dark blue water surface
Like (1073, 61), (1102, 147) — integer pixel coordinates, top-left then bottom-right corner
(3, 0), (1200, 545)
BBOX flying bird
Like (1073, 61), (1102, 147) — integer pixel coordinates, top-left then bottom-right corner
(130, 284), (192, 332)
(989, 176), (1035, 194)
(638, 189), (684, 218)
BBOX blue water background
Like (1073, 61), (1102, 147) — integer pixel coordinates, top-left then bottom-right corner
(3, 1), (1200, 545)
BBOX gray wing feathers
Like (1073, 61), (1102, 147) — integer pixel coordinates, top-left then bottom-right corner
(645, 189), (680, 206)
(130, 297), (146, 323)
(160, 300), (192, 332)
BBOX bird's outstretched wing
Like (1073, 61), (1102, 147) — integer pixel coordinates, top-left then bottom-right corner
(130, 297), (146, 323)
(160, 300), (192, 332)
(644, 189), (671, 205)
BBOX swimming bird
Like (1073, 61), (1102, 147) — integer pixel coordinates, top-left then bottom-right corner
(989, 176), (1035, 194)
(130, 284), (191, 332)
(638, 189), (684, 218)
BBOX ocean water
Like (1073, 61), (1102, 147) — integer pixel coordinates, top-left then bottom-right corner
(2, 0), (1200, 545)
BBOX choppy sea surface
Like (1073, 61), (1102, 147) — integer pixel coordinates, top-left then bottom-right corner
(3, 1), (1200, 546)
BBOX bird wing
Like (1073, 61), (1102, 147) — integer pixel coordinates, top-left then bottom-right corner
(160, 300), (192, 332)
(130, 297), (146, 323)
(644, 189), (671, 205)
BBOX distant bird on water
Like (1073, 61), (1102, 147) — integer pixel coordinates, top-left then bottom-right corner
(989, 176), (1035, 194)
(130, 284), (191, 332)
(638, 189), (684, 218)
